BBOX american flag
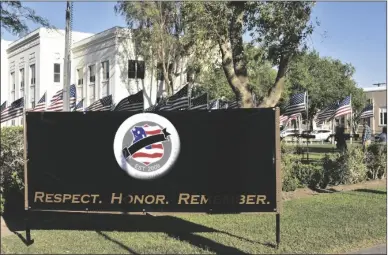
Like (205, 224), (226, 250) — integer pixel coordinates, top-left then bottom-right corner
(114, 90), (144, 112)
(130, 124), (164, 166)
(47, 84), (76, 112)
(334, 96), (352, 118)
(279, 115), (289, 126)
(86, 95), (112, 111)
(1, 101), (6, 112)
(31, 93), (46, 112)
(158, 84), (189, 111)
(359, 104), (373, 119)
(227, 99), (240, 109)
(190, 93), (208, 110)
(289, 113), (301, 121)
(73, 99), (84, 112)
(47, 89), (63, 111)
(316, 102), (338, 123)
(284, 92), (307, 115)
(209, 99), (220, 110)
(1, 97), (24, 123)
(69, 84), (76, 109)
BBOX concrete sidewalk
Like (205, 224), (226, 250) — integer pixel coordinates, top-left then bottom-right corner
(350, 244), (387, 254)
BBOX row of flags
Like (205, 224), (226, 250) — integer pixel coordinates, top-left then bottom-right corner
(280, 92), (374, 128)
(0, 83), (242, 124)
(1, 82), (374, 126)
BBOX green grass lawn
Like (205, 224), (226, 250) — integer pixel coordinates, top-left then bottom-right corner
(1, 187), (386, 254)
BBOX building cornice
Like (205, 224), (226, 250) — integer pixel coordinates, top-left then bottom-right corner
(7, 33), (40, 58)
(72, 27), (132, 53)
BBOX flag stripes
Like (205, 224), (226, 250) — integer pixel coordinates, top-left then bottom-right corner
(31, 93), (46, 112)
(86, 95), (112, 111)
(1, 97), (24, 123)
(359, 104), (373, 119)
(114, 90), (144, 112)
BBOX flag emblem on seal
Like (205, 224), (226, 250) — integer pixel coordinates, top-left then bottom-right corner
(130, 124), (164, 165)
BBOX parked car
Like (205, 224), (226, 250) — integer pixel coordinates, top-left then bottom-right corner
(310, 129), (333, 142)
(280, 129), (301, 139)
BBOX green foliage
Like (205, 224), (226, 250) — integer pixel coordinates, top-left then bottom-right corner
(0, 1), (52, 37)
(285, 50), (366, 120)
(322, 146), (368, 187)
(0, 127), (24, 214)
(365, 143), (387, 180)
(198, 44), (277, 101)
(245, 2), (316, 66)
(281, 153), (300, 192)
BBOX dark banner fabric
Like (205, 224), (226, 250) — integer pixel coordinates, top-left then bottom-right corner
(26, 109), (279, 213)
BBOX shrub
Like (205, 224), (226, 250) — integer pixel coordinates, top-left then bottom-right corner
(281, 153), (300, 192)
(292, 162), (324, 189)
(365, 143), (387, 180)
(0, 126), (24, 214)
(322, 145), (367, 187)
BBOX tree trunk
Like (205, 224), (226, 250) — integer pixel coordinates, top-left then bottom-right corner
(259, 54), (290, 108)
(219, 38), (253, 108)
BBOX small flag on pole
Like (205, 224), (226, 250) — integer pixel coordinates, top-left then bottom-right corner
(190, 93), (208, 110)
(31, 93), (46, 112)
(73, 99), (84, 112)
(114, 90), (144, 112)
(284, 92), (307, 115)
(86, 95), (112, 111)
(359, 104), (373, 119)
(334, 96), (352, 118)
(1, 101), (7, 112)
(1, 97), (24, 123)
(47, 89), (64, 111)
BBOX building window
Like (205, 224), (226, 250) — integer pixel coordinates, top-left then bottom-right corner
(54, 63), (60, 82)
(379, 107), (387, 126)
(30, 85), (35, 108)
(76, 68), (83, 101)
(128, 60), (136, 79)
(10, 72), (15, 101)
(102, 61), (109, 80)
(89, 65), (96, 83)
(20, 68), (25, 98)
(30, 64), (36, 85)
(77, 68), (83, 85)
(11, 120), (15, 126)
(88, 84), (95, 106)
(128, 60), (145, 79)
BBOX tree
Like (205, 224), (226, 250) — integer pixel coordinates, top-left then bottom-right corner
(285, 50), (366, 127)
(183, 2), (316, 108)
(198, 44), (277, 101)
(115, 1), (193, 95)
(0, 1), (52, 37)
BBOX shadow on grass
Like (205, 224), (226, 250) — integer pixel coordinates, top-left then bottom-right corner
(2, 210), (275, 253)
(353, 189), (387, 195)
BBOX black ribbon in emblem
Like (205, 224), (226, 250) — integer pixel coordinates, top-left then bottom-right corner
(122, 128), (171, 159)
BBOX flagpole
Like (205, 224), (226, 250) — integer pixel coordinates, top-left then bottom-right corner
(372, 97), (375, 134)
(350, 95), (353, 144)
(63, 1), (71, 112)
(305, 91), (309, 161)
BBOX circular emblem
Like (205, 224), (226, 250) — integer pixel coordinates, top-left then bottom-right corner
(113, 113), (180, 180)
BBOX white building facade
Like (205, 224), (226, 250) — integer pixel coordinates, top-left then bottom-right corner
(1, 28), (93, 127)
(1, 26), (191, 127)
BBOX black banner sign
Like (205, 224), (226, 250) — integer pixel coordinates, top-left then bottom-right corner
(26, 109), (281, 213)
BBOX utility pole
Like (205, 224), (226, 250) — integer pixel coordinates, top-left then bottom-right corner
(63, 1), (71, 111)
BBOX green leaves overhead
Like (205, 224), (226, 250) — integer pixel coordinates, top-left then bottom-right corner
(1, 1), (52, 37)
